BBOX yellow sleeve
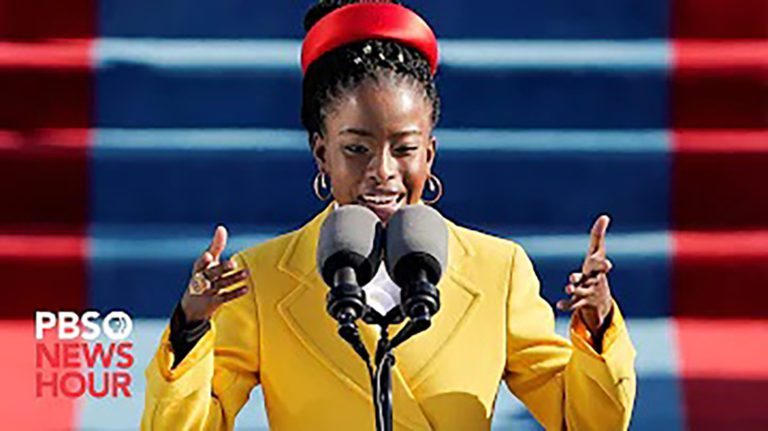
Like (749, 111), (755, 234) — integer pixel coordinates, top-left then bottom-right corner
(503, 244), (636, 430)
(141, 253), (260, 430)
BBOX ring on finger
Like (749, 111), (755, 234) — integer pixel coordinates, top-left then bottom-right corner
(188, 271), (211, 295)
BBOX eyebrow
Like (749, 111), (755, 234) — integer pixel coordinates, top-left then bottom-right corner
(339, 128), (423, 138)
(339, 128), (373, 137)
(392, 129), (424, 138)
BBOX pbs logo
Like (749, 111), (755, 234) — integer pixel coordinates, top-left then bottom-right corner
(35, 310), (134, 341)
(103, 311), (132, 340)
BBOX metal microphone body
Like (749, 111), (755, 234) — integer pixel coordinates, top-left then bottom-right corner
(317, 205), (384, 363)
(385, 205), (448, 348)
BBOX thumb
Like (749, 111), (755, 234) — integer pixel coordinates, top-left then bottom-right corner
(193, 250), (215, 274)
(208, 225), (228, 260)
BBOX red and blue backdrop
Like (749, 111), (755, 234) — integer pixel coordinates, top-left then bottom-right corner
(0, 0), (766, 429)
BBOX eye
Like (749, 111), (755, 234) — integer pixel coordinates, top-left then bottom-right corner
(343, 143), (369, 155)
(393, 145), (419, 156)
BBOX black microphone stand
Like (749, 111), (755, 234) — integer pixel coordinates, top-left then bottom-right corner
(327, 267), (440, 431)
(363, 307), (401, 431)
(332, 303), (435, 431)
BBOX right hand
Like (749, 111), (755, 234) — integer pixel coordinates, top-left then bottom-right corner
(180, 226), (250, 322)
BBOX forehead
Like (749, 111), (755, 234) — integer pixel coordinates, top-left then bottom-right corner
(327, 79), (431, 135)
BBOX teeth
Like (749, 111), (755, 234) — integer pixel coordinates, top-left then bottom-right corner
(362, 194), (398, 205)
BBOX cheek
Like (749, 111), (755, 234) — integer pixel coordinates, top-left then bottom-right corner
(326, 152), (365, 200)
(402, 157), (431, 202)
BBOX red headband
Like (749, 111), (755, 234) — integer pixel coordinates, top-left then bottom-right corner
(301, 3), (439, 75)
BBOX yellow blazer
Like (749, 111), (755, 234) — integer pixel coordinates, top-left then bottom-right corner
(142, 205), (636, 430)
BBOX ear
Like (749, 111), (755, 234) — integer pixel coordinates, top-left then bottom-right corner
(426, 135), (437, 171)
(311, 132), (328, 172)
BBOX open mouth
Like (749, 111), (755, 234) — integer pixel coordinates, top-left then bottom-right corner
(357, 192), (407, 222)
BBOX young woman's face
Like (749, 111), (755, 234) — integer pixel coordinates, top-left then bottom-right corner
(313, 79), (436, 222)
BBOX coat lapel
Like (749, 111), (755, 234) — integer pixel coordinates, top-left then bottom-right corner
(276, 204), (481, 430)
(388, 221), (483, 388)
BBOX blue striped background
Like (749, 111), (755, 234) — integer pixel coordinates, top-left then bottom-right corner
(85, 0), (685, 427)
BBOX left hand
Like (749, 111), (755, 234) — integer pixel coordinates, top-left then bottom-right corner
(556, 215), (615, 336)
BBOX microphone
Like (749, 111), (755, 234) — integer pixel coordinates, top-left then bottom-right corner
(317, 205), (384, 359)
(385, 205), (447, 344)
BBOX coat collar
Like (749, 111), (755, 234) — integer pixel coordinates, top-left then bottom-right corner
(276, 203), (482, 430)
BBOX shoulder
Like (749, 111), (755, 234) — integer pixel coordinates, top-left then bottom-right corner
(227, 229), (305, 306)
(448, 221), (526, 262)
(446, 222), (541, 302)
(233, 229), (299, 269)
(446, 221), (533, 288)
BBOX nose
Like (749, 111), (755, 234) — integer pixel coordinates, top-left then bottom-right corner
(367, 149), (397, 184)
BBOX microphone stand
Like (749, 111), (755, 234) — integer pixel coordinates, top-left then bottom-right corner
(333, 305), (433, 431)
(364, 308), (400, 431)
(327, 267), (439, 431)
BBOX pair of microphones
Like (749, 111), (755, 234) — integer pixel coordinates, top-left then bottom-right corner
(317, 204), (448, 431)
(316, 204), (448, 354)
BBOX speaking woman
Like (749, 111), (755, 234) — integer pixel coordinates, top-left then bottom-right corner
(142, 1), (636, 429)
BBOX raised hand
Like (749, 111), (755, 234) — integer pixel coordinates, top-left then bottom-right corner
(556, 215), (615, 335)
(180, 226), (250, 322)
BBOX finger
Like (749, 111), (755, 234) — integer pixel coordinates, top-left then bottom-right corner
(193, 251), (215, 274)
(587, 215), (611, 256)
(210, 269), (250, 292)
(569, 272), (584, 285)
(557, 297), (590, 312)
(558, 280), (598, 306)
(564, 278), (597, 295)
(582, 255), (613, 275)
(566, 297), (590, 311)
(187, 271), (212, 295)
(566, 277), (598, 296)
(595, 272), (610, 289)
(556, 298), (572, 311)
(565, 283), (574, 295)
(208, 225), (229, 260)
(570, 285), (596, 298)
(577, 277), (600, 289)
(214, 285), (249, 304)
(569, 271), (603, 285)
(203, 258), (238, 281)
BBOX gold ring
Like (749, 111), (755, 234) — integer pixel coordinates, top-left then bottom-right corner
(188, 272), (211, 295)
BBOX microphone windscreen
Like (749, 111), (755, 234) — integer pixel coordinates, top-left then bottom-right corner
(317, 205), (383, 287)
(385, 205), (448, 285)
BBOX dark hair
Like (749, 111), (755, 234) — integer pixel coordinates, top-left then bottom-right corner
(301, 0), (441, 143)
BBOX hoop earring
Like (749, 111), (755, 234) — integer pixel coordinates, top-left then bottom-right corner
(313, 172), (332, 201)
(423, 174), (443, 205)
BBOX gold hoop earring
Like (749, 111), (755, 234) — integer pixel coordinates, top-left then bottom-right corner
(423, 174), (443, 205)
(313, 172), (332, 201)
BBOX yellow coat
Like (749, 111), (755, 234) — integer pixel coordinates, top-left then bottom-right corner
(142, 205), (636, 430)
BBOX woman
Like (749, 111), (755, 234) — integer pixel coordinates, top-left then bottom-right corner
(142, 1), (636, 429)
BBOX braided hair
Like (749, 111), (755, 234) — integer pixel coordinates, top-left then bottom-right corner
(301, 0), (441, 144)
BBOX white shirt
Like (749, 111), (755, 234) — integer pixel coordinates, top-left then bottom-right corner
(363, 263), (402, 315)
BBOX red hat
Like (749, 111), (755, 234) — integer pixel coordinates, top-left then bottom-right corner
(301, 3), (439, 75)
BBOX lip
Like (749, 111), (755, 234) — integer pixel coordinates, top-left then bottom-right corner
(357, 191), (406, 222)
